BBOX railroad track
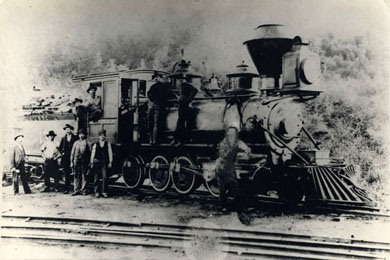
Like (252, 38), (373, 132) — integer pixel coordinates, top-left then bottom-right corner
(1, 215), (389, 259)
(8, 176), (390, 218)
(109, 183), (390, 218)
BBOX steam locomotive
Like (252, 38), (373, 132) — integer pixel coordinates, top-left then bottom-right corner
(26, 24), (371, 204)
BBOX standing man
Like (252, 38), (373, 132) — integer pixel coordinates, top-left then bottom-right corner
(147, 73), (174, 144)
(10, 134), (31, 195)
(70, 129), (91, 196)
(41, 130), (61, 192)
(59, 124), (78, 194)
(85, 85), (102, 122)
(90, 129), (113, 198)
(171, 76), (198, 146)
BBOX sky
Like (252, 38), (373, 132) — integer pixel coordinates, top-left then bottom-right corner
(0, 0), (388, 87)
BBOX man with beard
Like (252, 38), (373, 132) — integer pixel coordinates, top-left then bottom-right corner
(59, 124), (78, 194)
(70, 129), (91, 196)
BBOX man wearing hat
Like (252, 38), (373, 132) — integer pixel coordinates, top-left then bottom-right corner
(10, 134), (31, 195)
(170, 76), (198, 146)
(147, 72), (174, 144)
(59, 124), (78, 194)
(70, 129), (91, 196)
(90, 129), (113, 198)
(72, 98), (88, 134)
(41, 130), (61, 192)
(85, 85), (102, 122)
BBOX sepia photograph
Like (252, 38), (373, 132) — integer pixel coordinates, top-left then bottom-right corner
(1, 0), (389, 259)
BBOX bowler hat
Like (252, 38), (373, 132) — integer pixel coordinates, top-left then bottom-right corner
(47, 130), (57, 137)
(98, 129), (106, 136)
(14, 134), (24, 141)
(73, 98), (83, 104)
(87, 85), (97, 93)
(63, 124), (74, 130)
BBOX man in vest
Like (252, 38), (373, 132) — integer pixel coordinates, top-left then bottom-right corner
(59, 124), (78, 194)
(10, 134), (31, 195)
(41, 130), (61, 192)
(70, 129), (91, 196)
(90, 129), (113, 198)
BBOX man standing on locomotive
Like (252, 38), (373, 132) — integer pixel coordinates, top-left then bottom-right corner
(10, 134), (31, 195)
(41, 130), (61, 192)
(147, 73), (174, 144)
(85, 85), (102, 122)
(90, 129), (113, 198)
(70, 129), (91, 196)
(59, 124), (78, 194)
(170, 75), (198, 146)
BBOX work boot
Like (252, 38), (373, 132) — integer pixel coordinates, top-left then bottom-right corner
(71, 192), (79, 196)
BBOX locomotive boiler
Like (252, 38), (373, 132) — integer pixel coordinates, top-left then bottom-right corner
(68, 24), (370, 204)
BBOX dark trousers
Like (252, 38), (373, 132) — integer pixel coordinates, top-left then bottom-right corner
(13, 164), (31, 194)
(217, 169), (245, 213)
(148, 104), (165, 143)
(73, 161), (88, 193)
(44, 159), (59, 190)
(62, 160), (72, 192)
(175, 102), (191, 142)
(93, 164), (108, 195)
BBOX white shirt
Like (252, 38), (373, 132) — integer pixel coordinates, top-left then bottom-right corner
(41, 140), (59, 159)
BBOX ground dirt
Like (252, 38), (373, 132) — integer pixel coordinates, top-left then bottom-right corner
(1, 179), (390, 259)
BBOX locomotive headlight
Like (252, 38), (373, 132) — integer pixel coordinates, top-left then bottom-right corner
(299, 54), (321, 85)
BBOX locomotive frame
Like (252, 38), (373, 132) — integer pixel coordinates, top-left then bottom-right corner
(22, 24), (373, 206)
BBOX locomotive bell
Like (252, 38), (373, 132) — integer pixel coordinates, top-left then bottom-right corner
(226, 61), (259, 91)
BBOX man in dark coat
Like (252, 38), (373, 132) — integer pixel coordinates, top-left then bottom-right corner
(90, 129), (113, 198)
(147, 73), (174, 144)
(59, 124), (78, 194)
(10, 134), (31, 195)
(72, 98), (88, 134)
(171, 76), (198, 146)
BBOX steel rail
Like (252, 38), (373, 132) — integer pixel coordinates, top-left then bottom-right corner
(2, 216), (389, 260)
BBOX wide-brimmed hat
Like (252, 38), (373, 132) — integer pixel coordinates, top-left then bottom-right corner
(87, 85), (97, 93)
(46, 130), (57, 137)
(63, 124), (74, 130)
(151, 71), (163, 80)
(73, 98), (83, 104)
(14, 134), (24, 141)
(98, 129), (106, 136)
